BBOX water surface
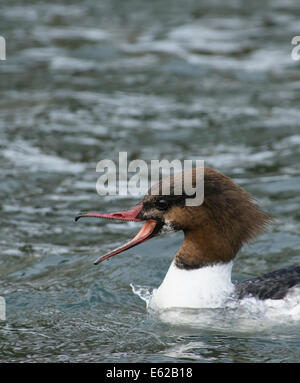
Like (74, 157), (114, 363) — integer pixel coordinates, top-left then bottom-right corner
(1, 0), (300, 363)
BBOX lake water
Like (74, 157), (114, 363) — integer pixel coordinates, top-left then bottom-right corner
(0, 0), (300, 363)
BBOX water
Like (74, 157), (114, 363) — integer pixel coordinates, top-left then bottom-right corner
(1, 0), (300, 363)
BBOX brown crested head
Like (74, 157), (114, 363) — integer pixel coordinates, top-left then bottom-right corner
(76, 167), (272, 268)
(137, 167), (272, 269)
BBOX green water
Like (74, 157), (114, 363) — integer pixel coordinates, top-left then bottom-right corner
(0, 0), (300, 362)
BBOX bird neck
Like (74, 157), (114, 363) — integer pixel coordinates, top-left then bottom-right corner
(150, 260), (234, 309)
(174, 227), (237, 269)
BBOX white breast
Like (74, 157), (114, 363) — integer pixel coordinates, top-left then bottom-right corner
(149, 261), (234, 309)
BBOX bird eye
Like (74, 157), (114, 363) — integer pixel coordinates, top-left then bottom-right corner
(157, 199), (169, 210)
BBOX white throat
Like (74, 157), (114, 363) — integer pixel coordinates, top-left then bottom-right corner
(149, 261), (234, 309)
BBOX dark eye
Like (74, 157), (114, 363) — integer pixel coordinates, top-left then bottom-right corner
(157, 199), (169, 210)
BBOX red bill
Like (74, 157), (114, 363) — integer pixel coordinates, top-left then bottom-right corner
(75, 204), (158, 264)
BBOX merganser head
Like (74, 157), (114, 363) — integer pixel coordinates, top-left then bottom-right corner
(75, 167), (272, 269)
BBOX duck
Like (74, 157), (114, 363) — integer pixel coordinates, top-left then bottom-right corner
(75, 167), (300, 310)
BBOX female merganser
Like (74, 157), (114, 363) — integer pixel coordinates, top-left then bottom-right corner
(75, 167), (300, 309)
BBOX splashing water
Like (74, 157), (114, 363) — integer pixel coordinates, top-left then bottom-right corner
(131, 283), (300, 332)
